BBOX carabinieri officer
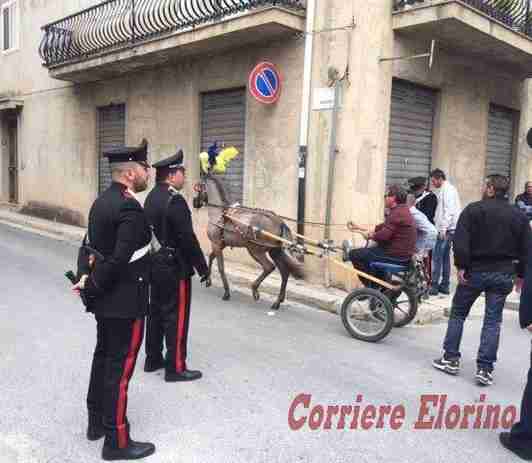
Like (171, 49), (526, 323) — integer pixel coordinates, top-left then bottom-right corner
(144, 149), (209, 382)
(73, 140), (155, 461)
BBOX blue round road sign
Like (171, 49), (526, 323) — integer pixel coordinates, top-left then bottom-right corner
(249, 62), (282, 104)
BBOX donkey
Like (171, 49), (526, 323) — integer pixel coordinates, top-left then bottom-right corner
(196, 173), (304, 310)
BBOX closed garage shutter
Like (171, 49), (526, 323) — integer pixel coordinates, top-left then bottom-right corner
(98, 104), (125, 193)
(486, 104), (517, 181)
(201, 89), (246, 204)
(387, 80), (436, 187)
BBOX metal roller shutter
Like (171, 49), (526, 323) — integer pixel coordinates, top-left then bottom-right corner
(201, 89), (246, 204)
(98, 104), (125, 193)
(387, 80), (436, 187)
(486, 104), (517, 181)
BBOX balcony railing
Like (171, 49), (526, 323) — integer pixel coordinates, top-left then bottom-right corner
(39, 0), (305, 67)
(393, 0), (532, 38)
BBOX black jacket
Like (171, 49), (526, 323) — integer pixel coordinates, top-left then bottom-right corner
(82, 182), (152, 318)
(516, 192), (532, 207)
(520, 244), (532, 328)
(453, 197), (530, 276)
(515, 192), (532, 219)
(415, 190), (438, 224)
(144, 183), (208, 279)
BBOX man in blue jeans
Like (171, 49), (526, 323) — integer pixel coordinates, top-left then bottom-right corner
(429, 169), (461, 295)
(433, 174), (530, 386)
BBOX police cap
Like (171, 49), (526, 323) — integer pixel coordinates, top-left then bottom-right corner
(152, 149), (184, 170)
(104, 139), (149, 166)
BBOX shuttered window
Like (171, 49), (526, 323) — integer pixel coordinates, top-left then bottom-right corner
(97, 104), (125, 194)
(486, 104), (517, 181)
(387, 80), (436, 187)
(201, 89), (246, 204)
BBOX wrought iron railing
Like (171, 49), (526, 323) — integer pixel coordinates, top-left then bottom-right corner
(393, 0), (532, 37)
(39, 0), (306, 67)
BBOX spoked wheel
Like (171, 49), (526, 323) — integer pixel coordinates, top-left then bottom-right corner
(387, 285), (418, 328)
(341, 288), (394, 342)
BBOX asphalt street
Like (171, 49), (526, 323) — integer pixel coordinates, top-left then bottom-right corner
(0, 221), (528, 463)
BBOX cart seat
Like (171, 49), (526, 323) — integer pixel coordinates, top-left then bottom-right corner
(369, 261), (409, 274)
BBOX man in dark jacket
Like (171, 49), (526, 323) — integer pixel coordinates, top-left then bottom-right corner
(72, 141), (155, 461)
(407, 176), (438, 224)
(433, 174), (530, 386)
(342, 184), (416, 287)
(144, 149), (209, 382)
(500, 244), (532, 460)
(516, 181), (532, 220)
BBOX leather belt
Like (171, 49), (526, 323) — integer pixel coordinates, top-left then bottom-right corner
(130, 243), (150, 263)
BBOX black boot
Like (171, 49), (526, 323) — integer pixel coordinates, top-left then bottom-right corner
(165, 369), (202, 382)
(500, 432), (532, 460)
(102, 426), (155, 461)
(87, 412), (105, 441)
(143, 356), (165, 373)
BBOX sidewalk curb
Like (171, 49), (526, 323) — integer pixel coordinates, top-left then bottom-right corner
(0, 207), (85, 243)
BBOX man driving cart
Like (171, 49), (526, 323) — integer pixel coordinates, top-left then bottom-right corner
(342, 184), (417, 289)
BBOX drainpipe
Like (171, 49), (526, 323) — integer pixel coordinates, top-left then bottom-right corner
(324, 80), (340, 242)
(297, 0), (316, 239)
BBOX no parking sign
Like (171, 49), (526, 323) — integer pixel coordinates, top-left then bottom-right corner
(249, 62), (282, 105)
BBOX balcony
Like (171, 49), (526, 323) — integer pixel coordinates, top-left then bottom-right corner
(39, 0), (306, 82)
(393, 0), (532, 77)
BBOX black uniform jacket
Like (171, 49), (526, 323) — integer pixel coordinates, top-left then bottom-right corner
(144, 183), (208, 279)
(82, 182), (152, 319)
(453, 197), (530, 277)
(520, 244), (532, 329)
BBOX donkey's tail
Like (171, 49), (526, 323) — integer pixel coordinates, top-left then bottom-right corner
(279, 249), (305, 279)
(277, 222), (305, 279)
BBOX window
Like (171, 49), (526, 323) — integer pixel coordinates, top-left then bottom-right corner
(1, 1), (19, 53)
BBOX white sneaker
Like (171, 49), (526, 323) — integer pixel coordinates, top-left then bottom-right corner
(342, 240), (353, 262)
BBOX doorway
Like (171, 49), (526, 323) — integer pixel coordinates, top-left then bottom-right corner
(7, 116), (18, 203)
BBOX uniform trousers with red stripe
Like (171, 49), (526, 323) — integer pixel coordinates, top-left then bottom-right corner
(87, 317), (144, 448)
(146, 278), (192, 373)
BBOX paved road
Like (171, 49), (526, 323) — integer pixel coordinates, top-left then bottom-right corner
(0, 222), (527, 462)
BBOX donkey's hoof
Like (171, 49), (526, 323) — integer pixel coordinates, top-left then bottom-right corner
(205, 278), (212, 288)
(222, 293), (231, 301)
(252, 289), (260, 301)
(270, 302), (280, 311)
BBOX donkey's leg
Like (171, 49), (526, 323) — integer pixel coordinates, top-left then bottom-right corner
(268, 248), (290, 310)
(205, 251), (216, 288)
(216, 250), (231, 301)
(246, 247), (276, 302)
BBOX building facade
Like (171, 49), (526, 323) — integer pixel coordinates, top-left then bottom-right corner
(1, 0), (532, 287)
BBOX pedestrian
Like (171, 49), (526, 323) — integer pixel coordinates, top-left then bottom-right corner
(407, 176), (438, 224)
(499, 245), (532, 460)
(406, 194), (437, 255)
(516, 181), (532, 220)
(429, 169), (461, 296)
(432, 174), (529, 386)
(408, 175), (438, 286)
(72, 141), (155, 460)
(144, 149), (210, 382)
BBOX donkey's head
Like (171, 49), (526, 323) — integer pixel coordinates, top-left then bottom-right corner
(194, 143), (239, 209)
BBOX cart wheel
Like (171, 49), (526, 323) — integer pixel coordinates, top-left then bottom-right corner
(388, 285), (418, 328)
(341, 288), (393, 342)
